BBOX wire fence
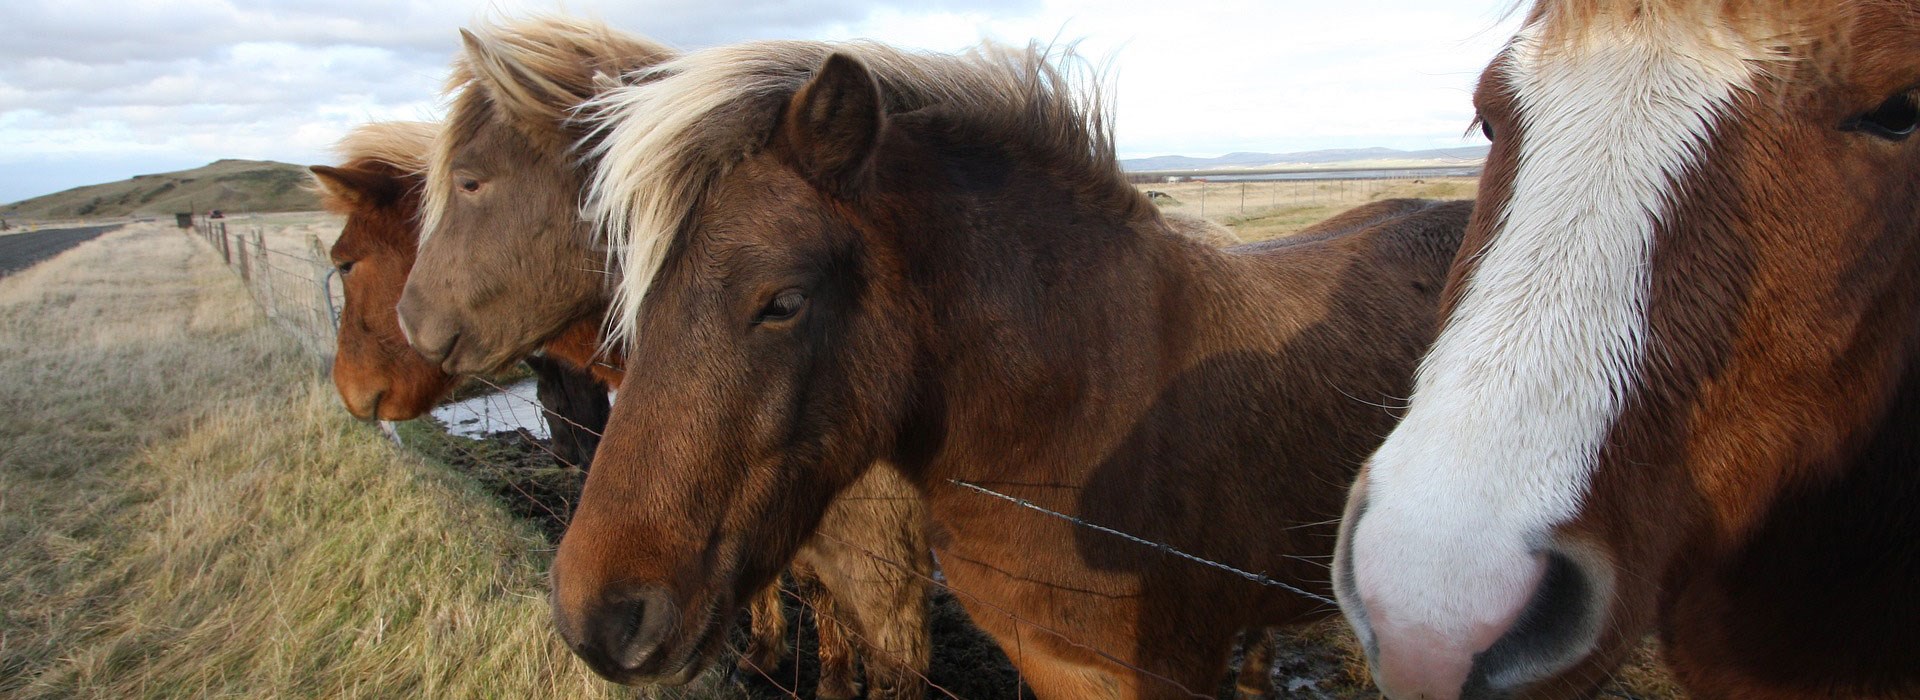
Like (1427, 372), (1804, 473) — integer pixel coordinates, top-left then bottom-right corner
(179, 208), (1367, 700)
(188, 217), (341, 362)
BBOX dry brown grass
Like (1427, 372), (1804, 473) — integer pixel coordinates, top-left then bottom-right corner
(0, 223), (719, 698)
(1143, 177), (1480, 242)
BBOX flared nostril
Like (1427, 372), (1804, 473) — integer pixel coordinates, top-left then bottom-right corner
(1462, 546), (1609, 695)
(558, 584), (678, 682)
(595, 596), (639, 657)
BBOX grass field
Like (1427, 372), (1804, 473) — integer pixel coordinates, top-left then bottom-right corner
(1144, 176), (1480, 241)
(0, 223), (719, 698)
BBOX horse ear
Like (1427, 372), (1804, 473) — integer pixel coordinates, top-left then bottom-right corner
(310, 164), (404, 210)
(782, 53), (883, 196)
(460, 28), (577, 134)
(309, 165), (364, 207)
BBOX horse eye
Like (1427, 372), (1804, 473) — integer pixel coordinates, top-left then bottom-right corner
(459, 178), (482, 193)
(755, 289), (808, 324)
(1479, 117), (1495, 141)
(335, 260), (355, 275)
(1843, 93), (1918, 141)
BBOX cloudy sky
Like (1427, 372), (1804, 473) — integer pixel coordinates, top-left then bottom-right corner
(0, 0), (1517, 204)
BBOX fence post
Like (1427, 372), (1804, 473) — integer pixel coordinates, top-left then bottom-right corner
(235, 234), (251, 284)
(218, 223), (231, 265)
(309, 234), (337, 367)
(255, 229), (276, 319)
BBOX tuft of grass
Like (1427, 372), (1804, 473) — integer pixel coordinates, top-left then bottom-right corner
(0, 224), (722, 698)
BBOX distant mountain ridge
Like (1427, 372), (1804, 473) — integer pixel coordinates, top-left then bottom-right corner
(1, 159), (321, 220)
(1121, 145), (1488, 172)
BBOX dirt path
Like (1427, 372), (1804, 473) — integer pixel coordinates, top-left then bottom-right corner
(0, 224), (122, 277)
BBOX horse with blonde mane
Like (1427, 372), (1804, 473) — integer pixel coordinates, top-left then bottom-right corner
(309, 121), (451, 421)
(538, 36), (1471, 698)
(390, 18), (938, 698)
(313, 117), (892, 697)
(1335, 1), (1920, 698)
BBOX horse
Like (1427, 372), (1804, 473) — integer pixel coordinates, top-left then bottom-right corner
(1332, 2), (1920, 698)
(312, 121), (603, 427)
(390, 18), (935, 698)
(545, 38), (1469, 698)
(311, 117), (879, 696)
(310, 121), (459, 421)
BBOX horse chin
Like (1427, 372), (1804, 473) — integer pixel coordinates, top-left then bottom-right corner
(441, 336), (530, 378)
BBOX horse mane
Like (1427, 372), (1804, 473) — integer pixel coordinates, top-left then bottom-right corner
(312, 120), (437, 214)
(1522, 0), (1867, 57)
(422, 15), (676, 239)
(580, 39), (1141, 347)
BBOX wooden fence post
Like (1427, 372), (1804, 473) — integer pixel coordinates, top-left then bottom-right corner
(255, 229), (276, 318)
(235, 235), (251, 283)
(309, 234), (337, 367)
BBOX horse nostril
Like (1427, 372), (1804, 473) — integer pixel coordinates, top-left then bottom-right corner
(562, 584), (678, 682)
(394, 292), (458, 365)
(1464, 546), (1610, 695)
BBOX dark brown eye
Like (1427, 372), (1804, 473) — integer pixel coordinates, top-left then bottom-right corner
(1843, 93), (1918, 141)
(1479, 117), (1494, 141)
(459, 178), (482, 192)
(335, 260), (355, 275)
(755, 288), (807, 324)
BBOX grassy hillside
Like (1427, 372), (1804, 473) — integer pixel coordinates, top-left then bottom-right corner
(0, 224), (717, 698)
(0, 159), (321, 221)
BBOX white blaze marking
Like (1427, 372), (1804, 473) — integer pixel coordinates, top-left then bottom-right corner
(1343, 18), (1760, 667)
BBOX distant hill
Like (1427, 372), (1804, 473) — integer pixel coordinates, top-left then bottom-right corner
(0, 159), (321, 220)
(1122, 146), (1488, 172)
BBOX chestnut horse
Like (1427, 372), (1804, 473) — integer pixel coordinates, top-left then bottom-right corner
(549, 40), (1468, 698)
(391, 18), (935, 698)
(310, 121), (451, 421)
(1335, 2), (1920, 698)
(312, 118), (881, 697)
(312, 122), (612, 428)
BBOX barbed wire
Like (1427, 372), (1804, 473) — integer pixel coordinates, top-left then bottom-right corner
(946, 478), (1337, 608)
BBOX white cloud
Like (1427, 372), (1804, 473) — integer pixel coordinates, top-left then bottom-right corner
(0, 0), (1511, 204)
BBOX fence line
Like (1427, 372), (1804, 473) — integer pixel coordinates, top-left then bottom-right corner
(177, 207), (1366, 699)
(188, 217), (340, 365)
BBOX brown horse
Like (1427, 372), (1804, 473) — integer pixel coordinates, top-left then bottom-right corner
(549, 40), (1469, 698)
(311, 121), (456, 421)
(392, 18), (935, 698)
(313, 122), (613, 419)
(313, 118), (875, 695)
(1334, 2), (1920, 698)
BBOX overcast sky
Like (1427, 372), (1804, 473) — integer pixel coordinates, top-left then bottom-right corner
(0, 0), (1517, 204)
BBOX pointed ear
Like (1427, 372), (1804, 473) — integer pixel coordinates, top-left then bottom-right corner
(310, 164), (403, 210)
(782, 53), (883, 196)
(309, 165), (364, 207)
(460, 28), (577, 135)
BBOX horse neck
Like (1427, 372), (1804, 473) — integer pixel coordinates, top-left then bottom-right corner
(873, 143), (1394, 489)
(539, 316), (624, 387)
